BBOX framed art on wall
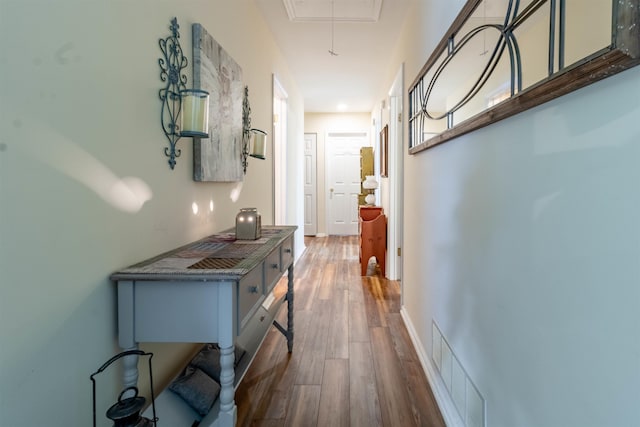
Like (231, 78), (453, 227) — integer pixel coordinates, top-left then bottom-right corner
(380, 124), (388, 178)
(192, 23), (244, 182)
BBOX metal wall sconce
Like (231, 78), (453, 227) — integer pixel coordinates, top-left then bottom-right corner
(159, 18), (210, 170)
(241, 86), (267, 174)
(249, 129), (267, 160)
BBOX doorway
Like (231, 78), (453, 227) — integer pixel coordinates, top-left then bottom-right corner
(388, 66), (404, 282)
(326, 131), (368, 235)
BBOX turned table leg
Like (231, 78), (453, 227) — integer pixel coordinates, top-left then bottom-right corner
(286, 265), (294, 353)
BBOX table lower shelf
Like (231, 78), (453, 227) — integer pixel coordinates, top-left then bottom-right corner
(142, 281), (290, 427)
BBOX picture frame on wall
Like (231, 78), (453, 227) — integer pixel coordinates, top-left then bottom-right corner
(380, 124), (388, 178)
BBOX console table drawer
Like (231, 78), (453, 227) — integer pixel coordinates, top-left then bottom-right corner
(265, 248), (282, 293)
(238, 263), (264, 332)
(281, 236), (294, 270)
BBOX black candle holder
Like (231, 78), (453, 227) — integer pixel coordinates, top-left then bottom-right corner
(90, 350), (157, 427)
(159, 18), (209, 170)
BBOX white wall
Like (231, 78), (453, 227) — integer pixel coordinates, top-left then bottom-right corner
(378, 1), (640, 426)
(304, 112), (373, 235)
(0, 1), (303, 426)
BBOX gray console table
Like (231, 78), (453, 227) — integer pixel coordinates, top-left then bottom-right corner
(111, 226), (296, 426)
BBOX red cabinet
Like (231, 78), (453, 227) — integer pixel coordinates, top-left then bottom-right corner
(359, 206), (386, 276)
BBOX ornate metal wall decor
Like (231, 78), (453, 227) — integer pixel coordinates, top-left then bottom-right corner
(242, 86), (251, 174)
(158, 18), (209, 170)
(240, 86), (267, 174)
(159, 18), (188, 170)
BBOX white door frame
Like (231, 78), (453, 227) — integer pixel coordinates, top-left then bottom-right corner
(388, 65), (404, 282)
(272, 75), (288, 225)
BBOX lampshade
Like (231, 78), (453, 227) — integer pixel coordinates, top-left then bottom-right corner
(363, 175), (378, 205)
(179, 89), (210, 138)
(362, 175), (378, 190)
(249, 129), (267, 159)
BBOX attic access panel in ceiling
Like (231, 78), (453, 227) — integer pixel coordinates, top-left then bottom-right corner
(283, 0), (383, 23)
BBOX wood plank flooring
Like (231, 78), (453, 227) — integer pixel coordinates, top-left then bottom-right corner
(235, 236), (446, 427)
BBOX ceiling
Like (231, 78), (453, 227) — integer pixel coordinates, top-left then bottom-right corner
(254, 0), (413, 113)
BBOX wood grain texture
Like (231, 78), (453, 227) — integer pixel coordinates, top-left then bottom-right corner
(349, 341), (382, 427)
(370, 326), (416, 427)
(192, 23), (243, 182)
(236, 236), (446, 427)
(317, 359), (349, 427)
(285, 385), (321, 427)
(326, 290), (349, 359)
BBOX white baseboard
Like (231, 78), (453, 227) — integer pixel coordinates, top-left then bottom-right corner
(315, 233), (327, 237)
(400, 307), (465, 427)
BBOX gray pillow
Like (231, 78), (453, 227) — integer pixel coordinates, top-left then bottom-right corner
(190, 344), (245, 382)
(190, 344), (222, 382)
(168, 365), (220, 416)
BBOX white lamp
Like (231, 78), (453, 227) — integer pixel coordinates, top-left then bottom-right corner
(362, 175), (378, 205)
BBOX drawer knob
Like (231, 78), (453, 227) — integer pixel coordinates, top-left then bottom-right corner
(271, 263), (279, 269)
(248, 285), (259, 294)
(284, 248), (292, 254)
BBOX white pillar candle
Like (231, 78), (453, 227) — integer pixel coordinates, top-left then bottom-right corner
(180, 90), (209, 137)
(250, 129), (267, 159)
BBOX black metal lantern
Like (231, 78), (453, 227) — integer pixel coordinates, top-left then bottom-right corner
(90, 350), (157, 427)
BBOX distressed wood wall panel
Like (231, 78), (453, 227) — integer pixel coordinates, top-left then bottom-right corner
(192, 23), (243, 182)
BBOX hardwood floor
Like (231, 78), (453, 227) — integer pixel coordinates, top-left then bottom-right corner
(235, 236), (446, 427)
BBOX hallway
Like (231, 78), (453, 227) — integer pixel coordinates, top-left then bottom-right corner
(236, 236), (445, 427)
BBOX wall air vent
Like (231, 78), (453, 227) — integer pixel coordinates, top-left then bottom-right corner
(432, 321), (486, 427)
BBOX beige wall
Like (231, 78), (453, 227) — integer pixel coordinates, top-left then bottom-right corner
(0, 1), (303, 425)
(304, 112), (373, 235)
(376, 1), (640, 426)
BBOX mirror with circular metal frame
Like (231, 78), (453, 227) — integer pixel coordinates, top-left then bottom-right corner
(408, 0), (640, 153)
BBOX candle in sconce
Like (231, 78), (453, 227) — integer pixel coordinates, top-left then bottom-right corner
(249, 129), (267, 159)
(180, 89), (209, 137)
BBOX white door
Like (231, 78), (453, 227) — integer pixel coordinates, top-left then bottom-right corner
(326, 132), (368, 235)
(304, 133), (317, 235)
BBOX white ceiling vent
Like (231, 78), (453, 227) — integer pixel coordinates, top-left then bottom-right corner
(282, 0), (383, 23)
